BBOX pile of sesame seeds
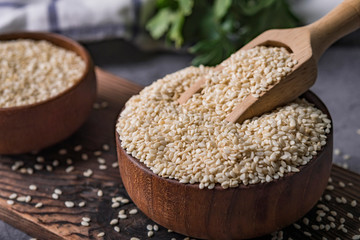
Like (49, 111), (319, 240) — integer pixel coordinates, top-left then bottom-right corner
(0, 39), (85, 108)
(117, 46), (332, 189)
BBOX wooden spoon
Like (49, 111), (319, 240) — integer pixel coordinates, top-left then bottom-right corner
(178, 0), (360, 123)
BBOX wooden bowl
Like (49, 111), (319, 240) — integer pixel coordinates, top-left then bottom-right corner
(116, 91), (333, 240)
(0, 32), (96, 154)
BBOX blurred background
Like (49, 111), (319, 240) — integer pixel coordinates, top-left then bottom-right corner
(0, 0), (359, 239)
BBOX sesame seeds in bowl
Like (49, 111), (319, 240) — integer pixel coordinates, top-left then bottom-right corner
(116, 46), (333, 239)
(0, 32), (96, 154)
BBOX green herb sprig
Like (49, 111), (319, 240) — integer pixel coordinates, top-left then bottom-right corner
(146, 0), (301, 66)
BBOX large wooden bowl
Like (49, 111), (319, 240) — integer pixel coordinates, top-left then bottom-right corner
(116, 91), (333, 240)
(0, 32), (96, 154)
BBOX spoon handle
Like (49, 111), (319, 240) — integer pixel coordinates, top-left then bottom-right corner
(308, 0), (360, 61)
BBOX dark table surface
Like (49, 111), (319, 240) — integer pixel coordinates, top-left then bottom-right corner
(1, 35), (359, 239)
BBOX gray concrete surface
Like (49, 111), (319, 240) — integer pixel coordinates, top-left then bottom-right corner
(1, 39), (359, 240)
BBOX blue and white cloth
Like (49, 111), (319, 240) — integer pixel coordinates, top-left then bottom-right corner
(0, 0), (159, 47)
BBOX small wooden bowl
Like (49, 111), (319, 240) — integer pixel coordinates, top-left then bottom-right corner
(0, 32), (96, 154)
(116, 91), (333, 240)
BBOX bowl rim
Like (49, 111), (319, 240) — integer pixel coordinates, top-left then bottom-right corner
(116, 90), (333, 191)
(0, 31), (92, 112)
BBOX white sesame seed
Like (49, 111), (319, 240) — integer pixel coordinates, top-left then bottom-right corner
(52, 193), (59, 200)
(339, 181), (346, 187)
(148, 231), (154, 237)
(66, 158), (73, 165)
(59, 149), (67, 155)
(65, 201), (75, 208)
(97, 190), (103, 197)
(110, 219), (118, 225)
(52, 159), (59, 167)
(97, 232), (105, 237)
(93, 103), (100, 109)
(82, 217), (90, 222)
(334, 148), (341, 155)
(324, 194), (331, 201)
(17, 196), (27, 202)
(120, 199), (129, 204)
(353, 235), (360, 240)
(167, 229), (173, 232)
(102, 144), (110, 151)
(293, 223), (301, 229)
(65, 166), (74, 173)
(83, 169), (93, 177)
(303, 217), (309, 225)
(78, 201), (86, 207)
(119, 214), (127, 219)
(7, 200), (14, 205)
(114, 226), (120, 232)
(46, 165), (53, 172)
(34, 164), (43, 171)
(101, 101), (109, 108)
(340, 217), (345, 223)
(303, 231), (311, 237)
(351, 200), (357, 207)
(153, 224), (159, 231)
(311, 225), (319, 230)
(81, 221), (89, 226)
(94, 151), (102, 156)
(27, 168), (34, 175)
(129, 209), (138, 215)
(326, 185), (334, 191)
(347, 212), (354, 219)
(99, 165), (107, 170)
(35, 202), (43, 208)
(97, 157), (106, 164)
(54, 189), (62, 195)
(343, 154), (351, 160)
(130, 238), (139, 240)
(357, 129), (360, 135)
(74, 145), (82, 152)
(9, 193), (17, 200)
(111, 202), (120, 208)
(112, 162), (119, 168)
(81, 153), (88, 160)
(36, 156), (45, 163)
(25, 196), (32, 203)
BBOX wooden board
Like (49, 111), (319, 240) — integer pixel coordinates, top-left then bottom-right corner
(0, 68), (359, 240)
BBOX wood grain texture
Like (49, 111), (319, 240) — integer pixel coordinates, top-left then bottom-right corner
(0, 69), (358, 240)
(0, 32), (97, 154)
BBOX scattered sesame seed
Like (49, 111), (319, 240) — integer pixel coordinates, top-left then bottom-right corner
(102, 144), (110, 151)
(101, 101), (109, 108)
(334, 148), (341, 155)
(34, 164), (43, 171)
(83, 169), (93, 177)
(27, 168), (34, 175)
(59, 149), (67, 155)
(46, 165), (53, 172)
(81, 221), (89, 227)
(93, 103), (100, 109)
(130, 238), (139, 240)
(303, 231), (312, 237)
(118, 210), (125, 215)
(351, 200), (357, 207)
(54, 189), (62, 195)
(119, 214), (127, 219)
(81, 153), (88, 160)
(110, 219), (119, 225)
(311, 225), (319, 230)
(35, 202), (43, 208)
(120, 199), (129, 204)
(9, 193), (17, 199)
(330, 211), (337, 216)
(339, 181), (346, 187)
(326, 185), (334, 191)
(74, 145), (82, 152)
(293, 223), (301, 229)
(111, 202), (120, 208)
(65, 201), (74, 208)
(97, 232), (105, 237)
(303, 217), (309, 225)
(82, 217), (90, 222)
(66, 158), (73, 165)
(52, 160), (59, 167)
(357, 129), (360, 135)
(148, 231), (154, 237)
(36, 156), (45, 163)
(94, 151), (102, 156)
(147, 225), (153, 231)
(168, 229), (173, 232)
(52, 193), (59, 200)
(99, 165), (107, 170)
(112, 162), (119, 168)
(341, 196), (347, 204)
(324, 194), (331, 201)
(343, 154), (351, 160)
(97, 157), (106, 164)
(353, 235), (360, 240)
(153, 224), (159, 231)
(97, 190), (103, 197)
(7, 200), (14, 205)
(340, 217), (345, 223)
(347, 212), (354, 219)
(78, 201), (86, 207)
(129, 209), (138, 215)
(25, 196), (32, 203)
(114, 226), (120, 232)
(65, 166), (74, 173)
(327, 216), (335, 222)
(17, 196), (27, 202)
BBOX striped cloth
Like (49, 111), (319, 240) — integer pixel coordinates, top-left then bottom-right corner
(0, 0), (159, 46)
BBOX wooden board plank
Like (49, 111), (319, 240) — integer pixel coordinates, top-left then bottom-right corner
(0, 68), (359, 240)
